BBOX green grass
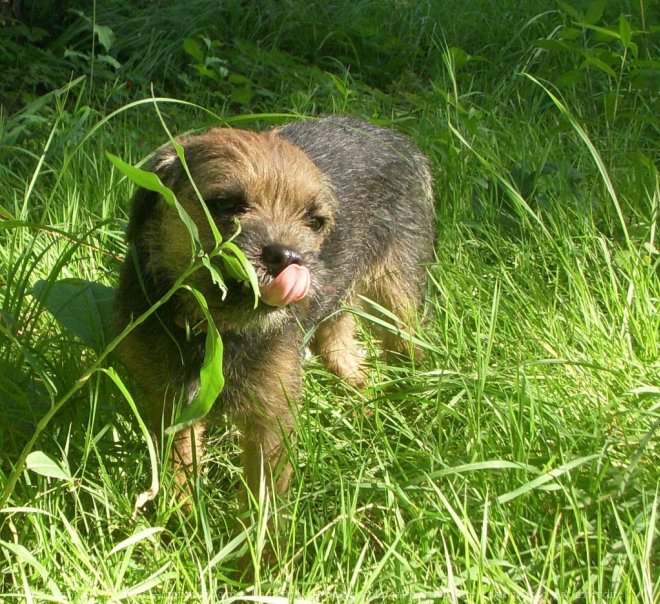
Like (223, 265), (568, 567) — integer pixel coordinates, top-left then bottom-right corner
(1, 0), (659, 601)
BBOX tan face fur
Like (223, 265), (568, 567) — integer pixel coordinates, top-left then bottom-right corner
(144, 128), (337, 330)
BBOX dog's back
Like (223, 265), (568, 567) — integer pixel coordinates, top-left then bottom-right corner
(280, 116), (435, 323)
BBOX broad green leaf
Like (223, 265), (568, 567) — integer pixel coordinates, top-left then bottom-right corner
(619, 14), (632, 49)
(222, 241), (260, 308)
(106, 152), (176, 206)
(328, 72), (348, 98)
(205, 58), (229, 78)
(228, 73), (252, 86)
(556, 1), (580, 20)
(580, 55), (617, 78)
(93, 24), (115, 52)
(166, 287), (224, 434)
(32, 279), (115, 352)
(26, 451), (71, 481)
(97, 54), (121, 70)
(182, 37), (205, 63)
(201, 255), (229, 296)
(230, 86), (253, 105)
(558, 27), (581, 40)
(578, 22), (621, 40)
(64, 49), (86, 61)
(193, 64), (223, 83)
(446, 46), (469, 70)
(219, 251), (248, 282)
(171, 139), (223, 246)
(584, 0), (606, 25)
(106, 151), (200, 249)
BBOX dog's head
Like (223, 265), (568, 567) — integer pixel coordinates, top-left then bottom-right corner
(126, 127), (337, 331)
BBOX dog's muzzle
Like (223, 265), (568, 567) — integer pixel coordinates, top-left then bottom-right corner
(259, 244), (310, 308)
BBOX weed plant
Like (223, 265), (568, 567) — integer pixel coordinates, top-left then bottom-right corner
(0, 0), (658, 602)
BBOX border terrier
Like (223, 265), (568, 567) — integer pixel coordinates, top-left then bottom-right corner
(115, 115), (435, 506)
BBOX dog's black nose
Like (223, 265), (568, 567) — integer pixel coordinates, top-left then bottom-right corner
(261, 244), (303, 275)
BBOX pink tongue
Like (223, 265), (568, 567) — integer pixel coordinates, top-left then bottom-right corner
(260, 264), (310, 308)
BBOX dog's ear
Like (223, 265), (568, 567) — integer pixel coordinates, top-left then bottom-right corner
(125, 145), (182, 243)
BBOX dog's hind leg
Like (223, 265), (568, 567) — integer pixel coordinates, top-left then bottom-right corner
(360, 250), (428, 359)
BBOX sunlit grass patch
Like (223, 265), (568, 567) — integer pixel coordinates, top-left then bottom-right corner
(1, 0), (658, 601)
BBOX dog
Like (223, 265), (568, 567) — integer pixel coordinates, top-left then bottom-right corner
(115, 115), (435, 508)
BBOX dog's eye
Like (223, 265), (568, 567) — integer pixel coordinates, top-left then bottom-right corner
(205, 193), (247, 215)
(307, 215), (327, 232)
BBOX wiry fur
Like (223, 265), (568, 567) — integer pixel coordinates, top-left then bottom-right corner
(115, 115), (435, 507)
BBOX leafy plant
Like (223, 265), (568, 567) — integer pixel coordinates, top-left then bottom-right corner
(31, 279), (115, 353)
(534, 0), (659, 126)
(180, 35), (253, 106)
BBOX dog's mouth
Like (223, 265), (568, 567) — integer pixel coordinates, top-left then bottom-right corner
(222, 263), (311, 309)
(183, 257), (311, 333)
(259, 264), (310, 308)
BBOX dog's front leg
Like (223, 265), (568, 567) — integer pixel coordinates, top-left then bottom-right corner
(226, 330), (303, 505)
(170, 420), (207, 488)
(237, 404), (295, 505)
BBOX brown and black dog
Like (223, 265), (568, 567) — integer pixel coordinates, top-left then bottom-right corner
(115, 116), (435, 506)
